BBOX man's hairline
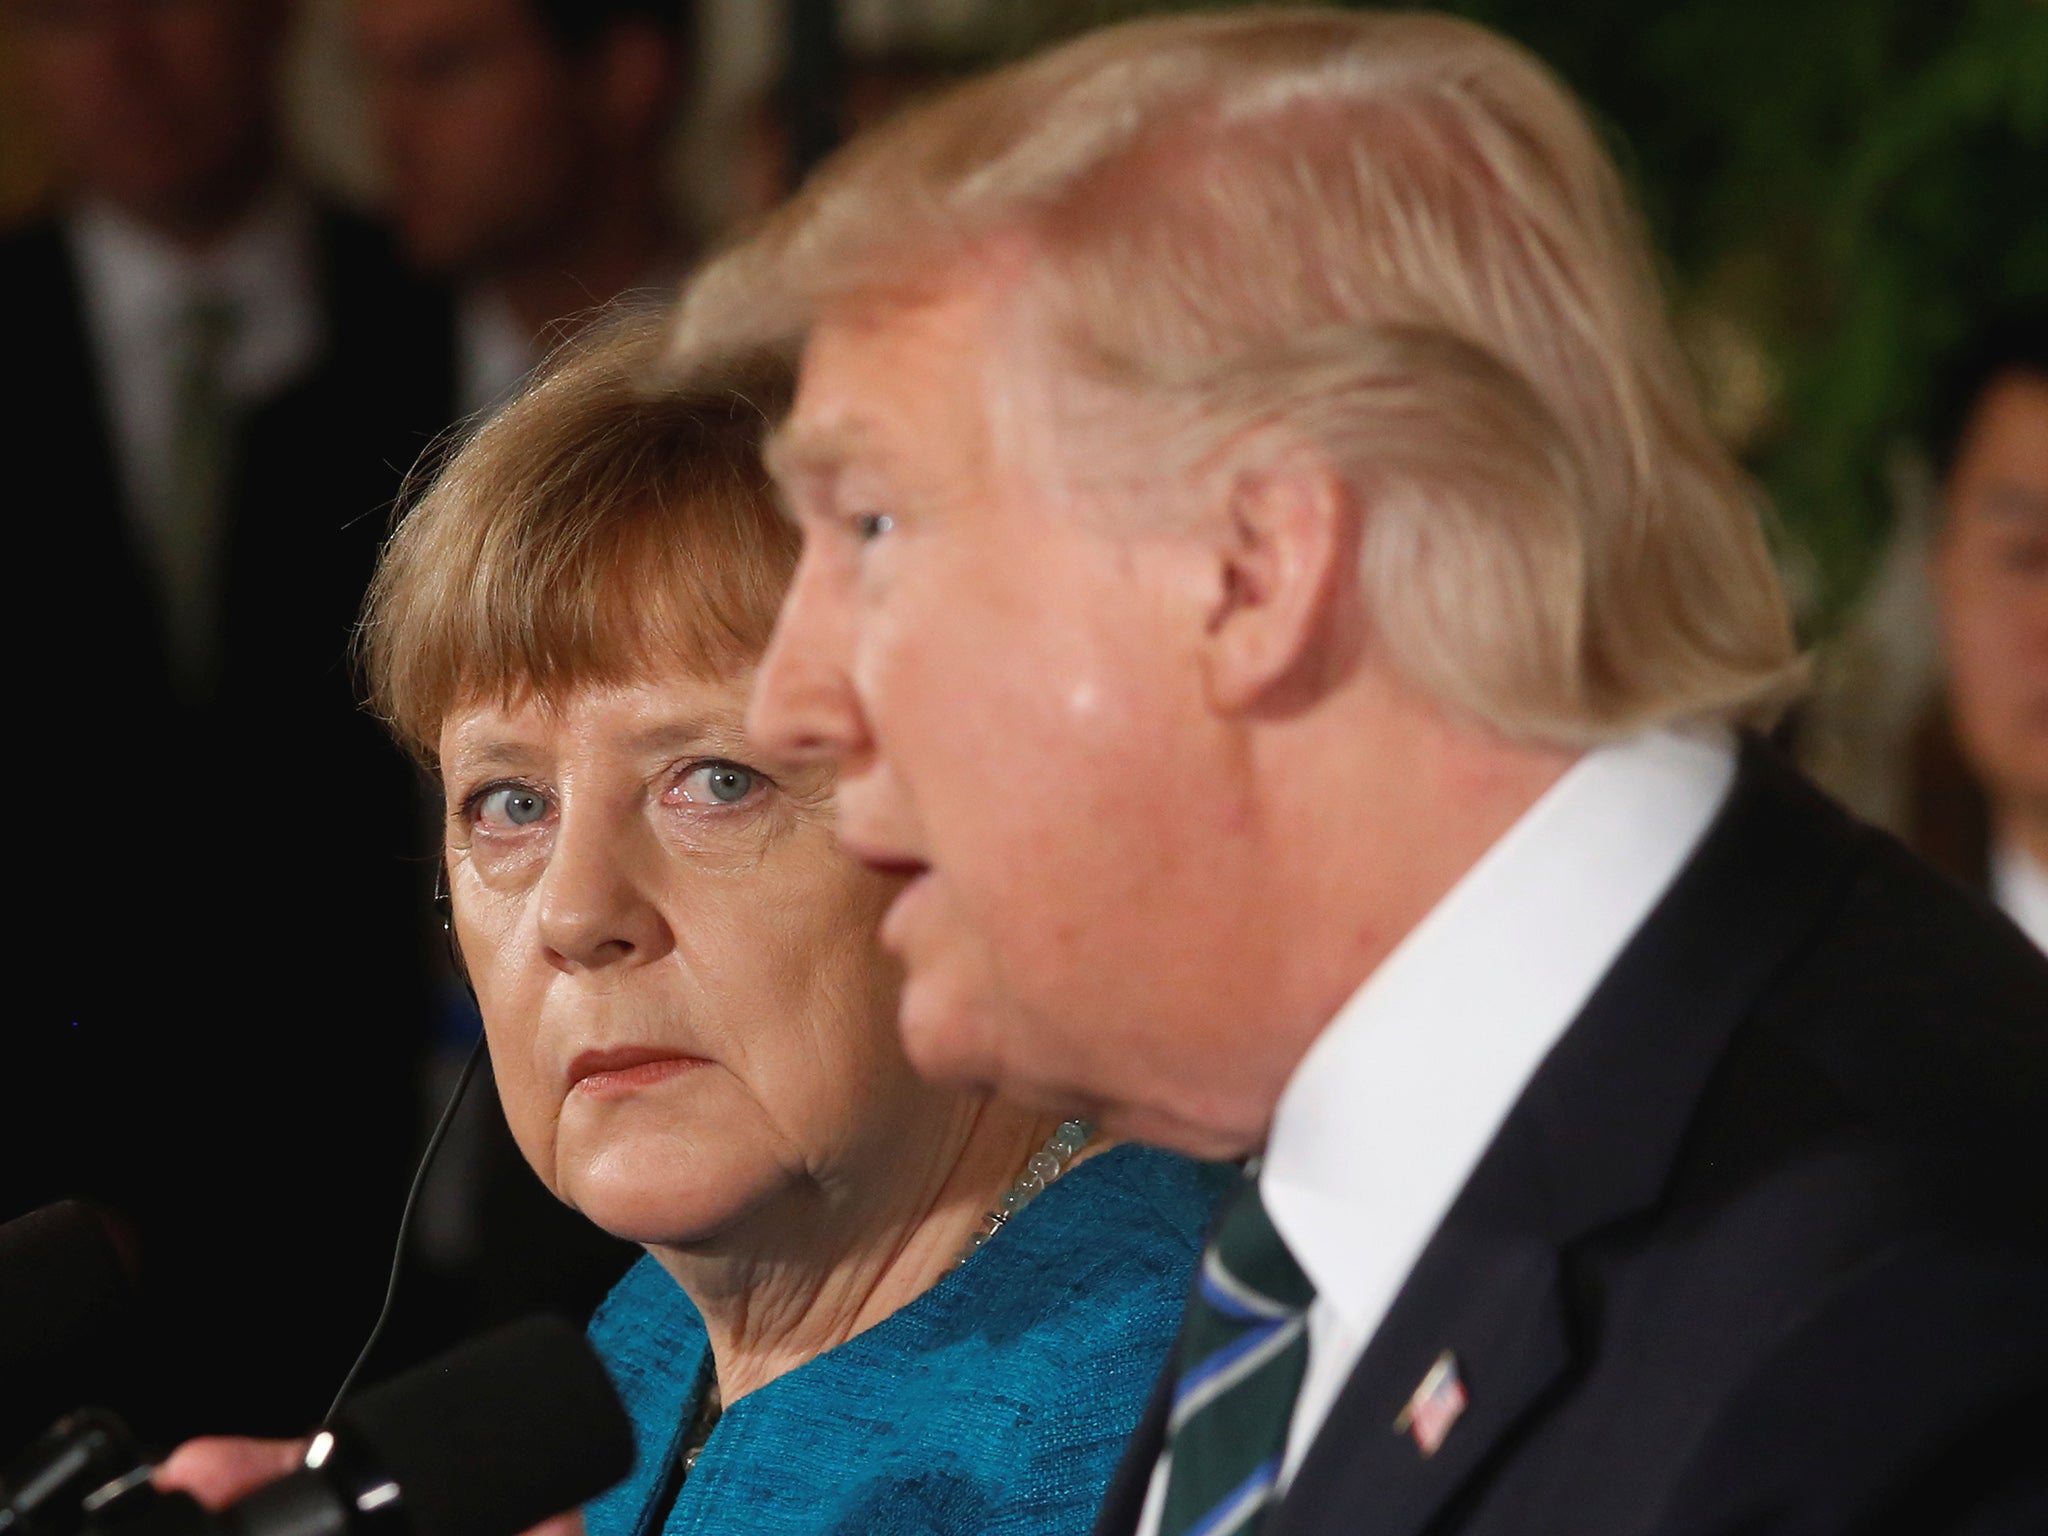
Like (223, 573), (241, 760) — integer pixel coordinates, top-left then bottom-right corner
(754, 249), (1112, 523)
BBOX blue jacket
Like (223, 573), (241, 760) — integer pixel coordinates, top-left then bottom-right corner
(586, 1145), (1227, 1536)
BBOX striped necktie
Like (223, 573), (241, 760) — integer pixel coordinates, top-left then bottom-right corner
(1158, 1176), (1315, 1536)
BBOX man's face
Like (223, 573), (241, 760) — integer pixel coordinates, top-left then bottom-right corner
(1936, 369), (2048, 826)
(357, 0), (588, 276)
(8, 0), (279, 228)
(750, 274), (1288, 1157)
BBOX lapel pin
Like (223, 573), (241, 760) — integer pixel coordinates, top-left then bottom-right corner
(1392, 1350), (1468, 1457)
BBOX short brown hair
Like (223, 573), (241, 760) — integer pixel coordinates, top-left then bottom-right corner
(361, 311), (797, 767)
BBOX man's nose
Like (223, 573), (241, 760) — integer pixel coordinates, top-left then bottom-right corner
(747, 553), (872, 769)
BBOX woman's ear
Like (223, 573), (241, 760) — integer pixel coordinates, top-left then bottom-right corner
(1196, 453), (1359, 715)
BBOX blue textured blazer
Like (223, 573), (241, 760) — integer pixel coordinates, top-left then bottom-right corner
(585, 1145), (1227, 1536)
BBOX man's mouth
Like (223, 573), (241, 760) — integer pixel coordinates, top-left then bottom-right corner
(841, 836), (932, 884)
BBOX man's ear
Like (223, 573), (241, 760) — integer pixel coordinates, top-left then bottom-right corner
(1197, 452), (1358, 714)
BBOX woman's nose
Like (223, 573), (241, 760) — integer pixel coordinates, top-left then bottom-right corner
(747, 552), (873, 770)
(534, 813), (670, 974)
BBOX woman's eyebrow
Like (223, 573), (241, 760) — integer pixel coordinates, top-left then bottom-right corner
(439, 741), (547, 791)
(626, 719), (735, 756)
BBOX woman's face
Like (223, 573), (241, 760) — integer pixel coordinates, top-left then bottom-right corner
(438, 666), (918, 1250)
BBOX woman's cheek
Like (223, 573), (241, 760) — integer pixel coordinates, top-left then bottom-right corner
(457, 895), (564, 1194)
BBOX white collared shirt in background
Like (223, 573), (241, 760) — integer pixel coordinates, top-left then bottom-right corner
(456, 285), (538, 422)
(1990, 838), (2048, 954)
(1136, 727), (1737, 1534)
(69, 192), (323, 544)
(456, 275), (688, 424)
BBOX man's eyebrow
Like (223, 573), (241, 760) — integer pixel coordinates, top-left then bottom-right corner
(763, 415), (877, 486)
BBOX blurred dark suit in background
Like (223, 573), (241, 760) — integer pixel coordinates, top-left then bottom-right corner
(3, 0), (452, 1441)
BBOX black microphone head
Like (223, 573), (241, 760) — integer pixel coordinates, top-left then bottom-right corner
(330, 1318), (633, 1536)
(0, 1204), (140, 1456)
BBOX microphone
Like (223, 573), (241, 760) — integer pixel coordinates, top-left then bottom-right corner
(0, 1204), (141, 1457)
(257, 1316), (635, 1536)
(0, 1413), (136, 1536)
(7, 1318), (632, 1536)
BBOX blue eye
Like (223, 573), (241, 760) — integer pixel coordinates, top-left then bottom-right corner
(474, 785), (551, 828)
(678, 761), (759, 806)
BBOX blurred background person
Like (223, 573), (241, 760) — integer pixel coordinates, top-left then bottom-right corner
(356, 0), (695, 415)
(3, 0), (450, 1440)
(1909, 312), (2048, 950)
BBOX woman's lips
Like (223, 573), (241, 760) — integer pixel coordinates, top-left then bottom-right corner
(567, 1047), (705, 1096)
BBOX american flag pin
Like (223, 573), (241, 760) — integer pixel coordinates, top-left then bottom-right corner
(1392, 1350), (1468, 1457)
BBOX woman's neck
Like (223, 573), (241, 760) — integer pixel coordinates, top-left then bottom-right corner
(644, 1098), (1076, 1402)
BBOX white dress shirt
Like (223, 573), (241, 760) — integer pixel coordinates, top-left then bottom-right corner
(68, 192), (322, 541)
(1990, 838), (2048, 954)
(455, 274), (687, 423)
(1137, 728), (1737, 1534)
(456, 285), (538, 422)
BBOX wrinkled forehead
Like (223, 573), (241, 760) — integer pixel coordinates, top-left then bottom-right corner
(765, 249), (1071, 500)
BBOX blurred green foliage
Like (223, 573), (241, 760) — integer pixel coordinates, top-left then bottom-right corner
(980, 0), (2048, 626)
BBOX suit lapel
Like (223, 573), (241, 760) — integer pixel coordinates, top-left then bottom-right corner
(1267, 1116), (1571, 1536)
(1268, 743), (1869, 1536)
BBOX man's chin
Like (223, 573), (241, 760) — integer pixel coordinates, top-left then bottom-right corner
(894, 969), (1009, 1094)
(1097, 1101), (1264, 1163)
(891, 962), (1087, 1120)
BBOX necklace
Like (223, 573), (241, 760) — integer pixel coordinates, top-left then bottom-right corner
(678, 1370), (722, 1477)
(668, 1119), (1096, 1498)
(956, 1117), (1095, 1266)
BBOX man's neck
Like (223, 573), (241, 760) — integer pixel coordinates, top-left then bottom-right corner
(1289, 743), (1577, 1023)
(645, 1098), (1069, 1402)
(1210, 671), (1580, 1154)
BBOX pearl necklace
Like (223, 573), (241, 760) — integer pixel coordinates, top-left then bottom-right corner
(956, 1118), (1095, 1266)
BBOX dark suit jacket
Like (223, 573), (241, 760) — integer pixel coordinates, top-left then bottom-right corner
(5, 206), (460, 1441)
(1096, 743), (2048, 1536)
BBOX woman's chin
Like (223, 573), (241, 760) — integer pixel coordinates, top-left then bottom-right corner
(557, 1146), (786, 1251)
(563, 1181), (724, 1248)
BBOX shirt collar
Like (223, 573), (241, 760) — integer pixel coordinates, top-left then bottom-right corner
(70, 188), (320, 398)
(1260, 727), (1737, 1335)
(1990, 837), (2048, 954)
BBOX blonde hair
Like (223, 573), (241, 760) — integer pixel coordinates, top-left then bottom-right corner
(361, 311), (797, 766)
(674, 7), (1803, 744)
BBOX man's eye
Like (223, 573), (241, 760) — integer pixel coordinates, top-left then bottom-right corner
(676, 761), (760, 806)
(473, 786), (551, 828)
(853, 513), (894, 541)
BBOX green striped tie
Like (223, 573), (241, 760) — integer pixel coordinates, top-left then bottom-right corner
(1158, 1177), (1315, 1536)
